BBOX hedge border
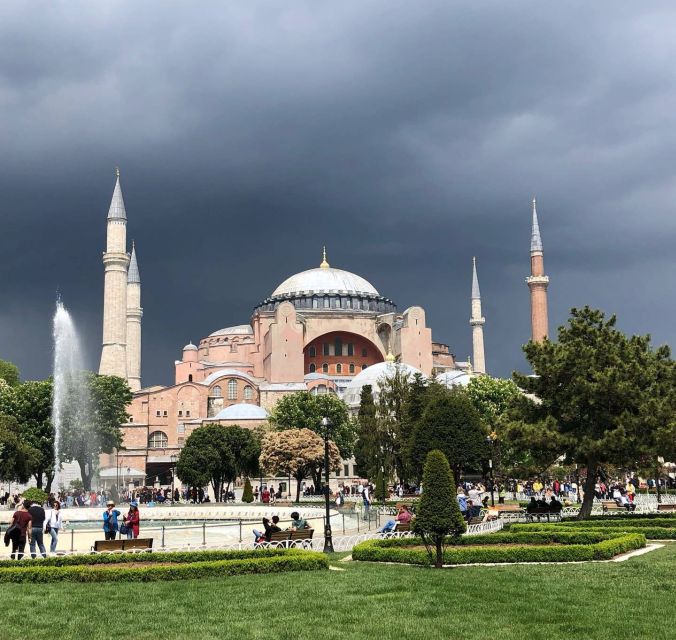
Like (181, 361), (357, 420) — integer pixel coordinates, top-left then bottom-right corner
(352, 533), (645, 566)
(510, 522), (676, 539)
(0, 550), (328, 583)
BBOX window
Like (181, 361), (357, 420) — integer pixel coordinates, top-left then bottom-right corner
(345, 298), (351, 309)
(347, 343), (354, 356)
(323, 297), (329, 308)
(148, 431), (168, 448)
(308, 345), (316, 357)
(178, 410), (183, 417)
(317, 384), (327, 395)
(349, 363), (355, 374)
(178, 423), (185, 434)
(323, 343), (330, 356)
(309, 363), (316, 373)
(188, 374), (193, 382)
(334, 337), (342, 357)
(227, 379), (237, 400)
(156, 410), (161, 417)
(312, 298), (318, 309)
(336, 363), (342, 374)
(362, 364), (367, 371)
(243, 385), (253, 401)
(322, 363), (329, 374)
(211, 385), (222, 397)
(178, 437), (185, 446)
(344, 464), (350, 477)
(361, 348), (368, 357)
(163, 410), (168, 417)
(186, 410), (191, 417)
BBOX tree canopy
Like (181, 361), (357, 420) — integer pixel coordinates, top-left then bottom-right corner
(0, 360), (20, 388)
(0, 414), (39, 483)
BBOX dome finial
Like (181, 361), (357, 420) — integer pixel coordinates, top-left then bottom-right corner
(320, 246), (330, 269)
(385, 349), (396, 363)
(115, 166), (120, 178)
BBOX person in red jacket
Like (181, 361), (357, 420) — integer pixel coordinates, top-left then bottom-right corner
(123, 501), (140, 539)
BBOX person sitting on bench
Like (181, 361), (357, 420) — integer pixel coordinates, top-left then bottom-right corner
(253, 516), (282, 543)
(526, 497), (538, 514)
(548, 496), (562, 513)
(378, 505), (412, 533)
(289, 512), (308, 531)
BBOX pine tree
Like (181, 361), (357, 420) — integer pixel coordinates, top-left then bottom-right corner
(242, 477), (254, 503)
(414, 450), (466, 568)
(354, 385), (378, 478)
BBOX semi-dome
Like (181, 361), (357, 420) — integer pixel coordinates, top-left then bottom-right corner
(343, 361), (424, 407)
(183, 342), (198, 351)
(436, 370), (471, 388)
(272, 267), (379, 298)
(209, 324), (254, 337)
(211, 403), (269, 421)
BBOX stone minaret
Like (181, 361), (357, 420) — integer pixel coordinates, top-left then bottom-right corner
(126, 241), (142, 391)
(470, 256), (486, 374)
(99, 169), (130, 378)
(526, 198), (549, 342)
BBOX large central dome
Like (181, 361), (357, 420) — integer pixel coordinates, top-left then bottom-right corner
(272, 266), (379, 298)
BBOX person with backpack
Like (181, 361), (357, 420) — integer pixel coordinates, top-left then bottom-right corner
(6, 500), (32, 560)
(102, 500), (121, 540)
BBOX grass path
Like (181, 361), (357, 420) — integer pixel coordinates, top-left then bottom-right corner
(0, 544), (673, 639)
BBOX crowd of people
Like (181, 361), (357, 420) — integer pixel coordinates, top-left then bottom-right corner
(252, 511), (311, 544)
(3, 498), (63, 560)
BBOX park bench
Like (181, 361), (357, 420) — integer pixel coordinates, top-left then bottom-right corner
(525, 508), (562, 522)
(468, 516), (484, 525)
(657, 503), (676, 512)
(392, 521), (414, 533)
(601, 500), (634, 513)
(258, 529), (314, 549)
(92, 537), (153, 553)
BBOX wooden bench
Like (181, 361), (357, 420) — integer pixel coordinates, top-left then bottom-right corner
(601, 500), (635, 513)
(392, 521), (413, 532)
(468, 516), (484, 525)
(657, 503), (676, 512)
(258, 529), (314, 549)
(526, 508), (562, 522)
(494, 504), (522, 513)
(93, 538), (153, 553)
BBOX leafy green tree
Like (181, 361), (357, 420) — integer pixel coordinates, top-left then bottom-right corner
(22, 487), (48, 505)
(0, 360), (20, 387)
(269, 391), (355, 488)
(220, 426), (261, 491)
(0, 415), (39, 483)
(176, 425), (236, 501)
(413, 450), (466, 568)
(398, 373), (429, 483)
(465, 376), (519, 424)
(410, 388), (487, 482)
(510, 306), (676, 518)
(241, 477), (254, 503)
(60, 373), (131, 491)
(0, 379), (54, 490)
(354, 385), (378, 478)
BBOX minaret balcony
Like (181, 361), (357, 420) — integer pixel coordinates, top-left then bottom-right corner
(526, 275), (549, 286)
(470, 317), (485, 326)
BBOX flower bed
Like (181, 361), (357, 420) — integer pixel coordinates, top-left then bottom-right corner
(352, 532), (645, 566)
(0, 549), (328, 583)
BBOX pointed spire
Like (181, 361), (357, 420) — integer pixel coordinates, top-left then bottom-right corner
(471, 256), (481, 299)
(128, 241), (140, 283)
(530, 197), (543, 253)
(385, 349), (396, 363)
(108, 168), (127, 220)
(320, 245), (330, 269)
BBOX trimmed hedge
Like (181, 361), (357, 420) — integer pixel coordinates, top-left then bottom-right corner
(510, 522), (676, 540)
(575, 513), (676, 523)
(0, 550), (328, 583)
(352, 533), (645, 566)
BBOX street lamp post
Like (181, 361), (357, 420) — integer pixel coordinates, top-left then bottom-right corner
(170, 454), (177, 503)
(486, 434), (496, 507)
(320, 417), (334, 553)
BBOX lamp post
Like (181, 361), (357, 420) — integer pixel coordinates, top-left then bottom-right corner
(320, 416), (334, 553)
(486, 434), (496, 507)
(170, 454), (177, 503)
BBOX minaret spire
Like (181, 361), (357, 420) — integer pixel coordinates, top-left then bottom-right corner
(126, 240), (143, 391)
(526, 196), (550, 342)
(320, 246), (330, 269)
(469, 256), (486, 374)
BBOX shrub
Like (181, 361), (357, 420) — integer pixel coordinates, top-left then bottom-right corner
(242, 478), (254, 503)
(0, 550), (328, 583)
(510, 522), (676, 540)
(414, 450), (466, 568)
(22, 487), (48, 505)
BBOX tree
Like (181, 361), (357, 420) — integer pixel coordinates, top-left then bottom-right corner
(0, 379), (54, 491)
(413, 450), (466, 568)
(220, 426), (261, 491)
(354, 385), (378, 478)
(60, 373), (131, 491)
(0, 360), (20, 387)
(176, 425), (236, 501)
(259, 428), (341, 502)
(510, 306), (676, 518)
(269, 391), (355, 489)
(242, 477), (254, 503)
(0, 415), (39, 483)
(410, 388), (487, 482)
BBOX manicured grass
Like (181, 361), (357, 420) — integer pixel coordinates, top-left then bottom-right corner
(0, 544), (673, 639)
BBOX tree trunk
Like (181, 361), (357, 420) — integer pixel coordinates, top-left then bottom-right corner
(45, 470), (54, 493)
(434, 537), (443, 569)
(78, 459), (92, 491)
(577, 459), (597, 519)
(655, 460), (662, 504)
(295, 474), (303, 503)
(34, 470), (44, 490)
(312, 468), (322, 494)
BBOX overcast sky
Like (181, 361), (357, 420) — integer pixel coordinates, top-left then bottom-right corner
(1, 2), (675, 386)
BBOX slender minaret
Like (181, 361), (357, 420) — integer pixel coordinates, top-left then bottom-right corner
(99, 169), (130, 378)
(126, 241), (142, 391)
(526, 198), (549, 342)
(470, 256), (486, 374)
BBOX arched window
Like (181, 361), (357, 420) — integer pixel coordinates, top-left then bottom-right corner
(323, 297), (329, 308)
(322, 363), (329, 374)
(188, 374), (193, 382)
(243, 385), (253, 401)
(349, 363), (355, 374)
(309, 363), (316, 373)
(334, 337), (342, 356)
(211, 385), (222, 397)
(317, 384), (327, 395)
(308, 346), (316, 357)
(362, 364), (367, 371)
(336, 363), (342, 374)
(227, 379), (237, 400)
(148, 431), (168, 449)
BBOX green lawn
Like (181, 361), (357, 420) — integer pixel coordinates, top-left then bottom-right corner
(1, 544), (674, 640)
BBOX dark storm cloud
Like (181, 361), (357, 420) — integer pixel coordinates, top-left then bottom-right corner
(1, 1), (675, 384)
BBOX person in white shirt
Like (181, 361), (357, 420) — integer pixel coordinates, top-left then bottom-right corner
(46, 501), (63, 554)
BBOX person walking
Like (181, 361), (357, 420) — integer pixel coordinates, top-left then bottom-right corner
(46, 501), (63, 554)
(8, 500), (32, 560)
(102, 500), (121, 540)
(123, 501), (140, 539)
(28, 500), (48, 558)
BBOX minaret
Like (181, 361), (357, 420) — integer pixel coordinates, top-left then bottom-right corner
(99, 169), (130, 378)
(126, 241), (142, 391)
(526, 198), (549, 342)
(470, 257), (486, 374)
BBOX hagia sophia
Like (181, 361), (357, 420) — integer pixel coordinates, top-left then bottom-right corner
(97, 172), (550, 490)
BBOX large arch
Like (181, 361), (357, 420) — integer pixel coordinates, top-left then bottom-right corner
(303, 331), (384, 377)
